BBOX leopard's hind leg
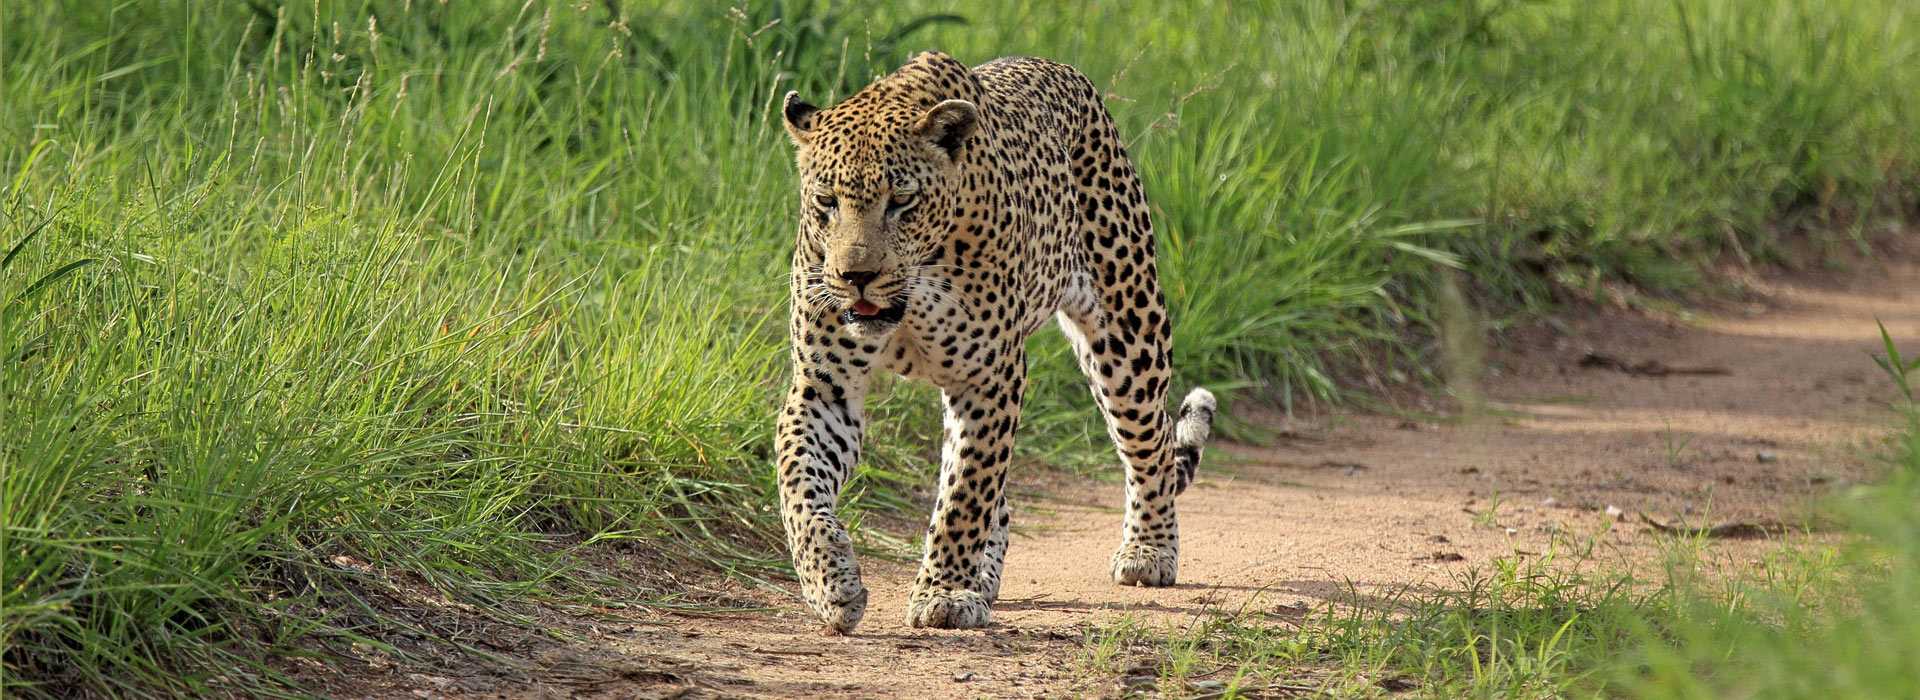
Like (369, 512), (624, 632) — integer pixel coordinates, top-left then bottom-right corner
(1057, 295), (1215, 586)
(1054, 72), (1216, 584)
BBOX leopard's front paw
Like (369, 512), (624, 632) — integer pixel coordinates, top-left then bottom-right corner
(905, 587), (991, 629)
(792, 515), (869, 634)
(1111, 542), (1179, 587)
(809, 581), (869, 635)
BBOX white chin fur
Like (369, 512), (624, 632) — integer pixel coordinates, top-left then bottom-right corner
(844, 317), (898, 339)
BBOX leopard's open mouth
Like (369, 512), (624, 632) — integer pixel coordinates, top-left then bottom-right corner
(841, 297), (906, 327)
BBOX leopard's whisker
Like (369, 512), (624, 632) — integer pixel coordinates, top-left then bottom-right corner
(901, 264), (962, 276)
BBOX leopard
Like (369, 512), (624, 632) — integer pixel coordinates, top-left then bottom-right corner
(775, 50), (1216, 633)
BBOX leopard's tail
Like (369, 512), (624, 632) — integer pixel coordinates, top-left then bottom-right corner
(1170, 388), (1216, 496)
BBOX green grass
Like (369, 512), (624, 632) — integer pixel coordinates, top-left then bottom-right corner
(1081, 338), (1920, 698)
(2, 0), (1917, 695)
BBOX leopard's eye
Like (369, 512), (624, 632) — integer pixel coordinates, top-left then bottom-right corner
(814, 194), (838, 210)
(886, 191), (918, 217)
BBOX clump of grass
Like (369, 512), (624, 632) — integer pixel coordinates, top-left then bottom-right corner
(1874, 320), (1920, 403)
(1660, 419), (1698, 470)
(1470, 489), (1504, 530)
(3, 0), (1917, 694)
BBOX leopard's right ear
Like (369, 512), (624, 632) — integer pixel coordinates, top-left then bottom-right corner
(914, 99), (978, 159)
(782, 91), (819, 146)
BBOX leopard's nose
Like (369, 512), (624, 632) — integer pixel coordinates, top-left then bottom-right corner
(838, 270), (880, 289)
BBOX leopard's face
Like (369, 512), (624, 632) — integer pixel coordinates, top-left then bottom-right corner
(783, 89), (977, 337)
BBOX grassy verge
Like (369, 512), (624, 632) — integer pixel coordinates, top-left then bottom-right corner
(1081, 336), (1920, 698)
(2, 0), (1916, 694)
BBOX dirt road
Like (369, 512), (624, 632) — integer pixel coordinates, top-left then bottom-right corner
(538, 259), (1914, 699)
(333, 259), (1918, 698)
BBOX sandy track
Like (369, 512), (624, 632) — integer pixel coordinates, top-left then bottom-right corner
(552, 260), (1917, 699)
(331, 259), (1917, 698)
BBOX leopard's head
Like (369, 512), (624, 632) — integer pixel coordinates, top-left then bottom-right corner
(782, 51), (981, 335)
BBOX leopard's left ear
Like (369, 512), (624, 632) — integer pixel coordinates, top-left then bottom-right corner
(782, 91), (820, 146)
(915, 99), (978, 158)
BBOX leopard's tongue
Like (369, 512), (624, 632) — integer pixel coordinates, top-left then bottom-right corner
(851, 299), (881, 316)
